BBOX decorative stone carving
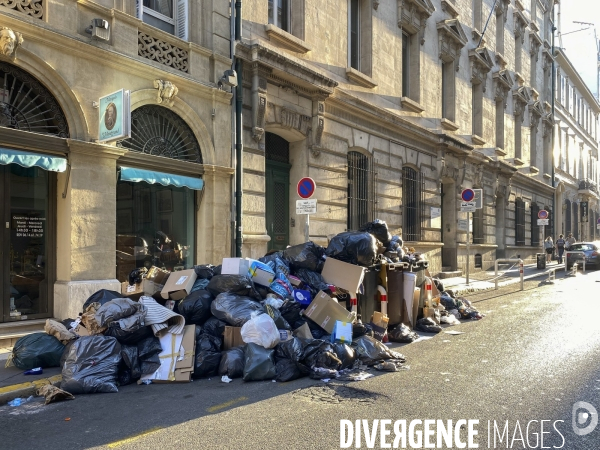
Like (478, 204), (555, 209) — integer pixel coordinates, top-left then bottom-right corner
(398, 0), (434, 45)
(469, 47), (494, 91)
(542, 48), (553, 71)
(310, 117), (325, 157)
(373, 0), (380, 10)
(279, 107), (311, 135)
(138, 32), (189, 73)
(529, 101), (544, 131)
(513, 87), (530, 120)
(495, 0), (510, 22)
(542, 113), (553, 138)
(153, 80), (178, 107)
(529, 33), (542, 61)
(473, 165), (484, 188)
(437, 19), (468, 71)
(513, 10), (528, 44)
(0, 27), (23, 58)
(0, 0), (43, 19)
(493, 70), (514, 108)
(252, 94), (267, 142)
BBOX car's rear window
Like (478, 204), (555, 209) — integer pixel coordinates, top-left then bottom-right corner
(570, 244), (594, 251)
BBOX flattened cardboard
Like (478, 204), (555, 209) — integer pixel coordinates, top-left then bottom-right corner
(141, 331), (184, 382)
(223, 326), (244, 350)
(293, 323), (313, 339)
(175, 325), (196, 371)
(321, 257), (365, 295)
(303, 290), (354, 334)
(160, 269), (197, 300)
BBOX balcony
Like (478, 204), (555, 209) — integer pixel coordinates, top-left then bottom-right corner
(578, 179), (599, 197)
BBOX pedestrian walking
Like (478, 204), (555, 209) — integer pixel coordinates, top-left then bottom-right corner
(556, 234), (566, 264)
(544, 236), (554, 263)
(566, 233), (576, 249)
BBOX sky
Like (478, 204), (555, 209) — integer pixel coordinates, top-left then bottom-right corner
(558, 1), (600, 99)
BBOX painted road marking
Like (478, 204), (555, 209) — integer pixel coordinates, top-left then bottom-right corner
(207, 396), (248, 413)
(107, 427), (164, 448)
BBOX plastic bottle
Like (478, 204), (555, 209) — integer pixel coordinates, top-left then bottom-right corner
(24, 367), (43, 375)
(8, 396), (34, 407)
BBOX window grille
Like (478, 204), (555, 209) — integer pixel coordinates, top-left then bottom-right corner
(515, 198), (525, 245)
(266, 133), (290, 164)
(117, 105), (201, 163)
(347, 151), (375, 230)
(402, 167), (424, 241)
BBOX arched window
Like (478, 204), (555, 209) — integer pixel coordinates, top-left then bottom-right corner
(530, 203), (540, 246)
(515, 198), (525, 245)
(0, 61), (69, 137)
(402, 166), (423, 241)
(118, 105), (202, 163)
(347, 151), (374, 230)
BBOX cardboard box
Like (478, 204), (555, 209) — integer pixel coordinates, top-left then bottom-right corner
(303, 290), (355, 334)
(288, 275), (302, 287)
(160, 269), (197, 300)
(146, 266), (170, 284)
(223, 326), (244, 350)
(330, 320), (352, 344)
(321, 257), (365, 295)
(293, 323), (313, 339)
(141, 332), (184, 383)
(248, 259), (275, 286)
(173, 325), (196, 382)
(221, 257), (250, 276)
(121, 281), (144, 301)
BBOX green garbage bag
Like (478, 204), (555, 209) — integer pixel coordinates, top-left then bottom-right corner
(8, 333), (65, 370)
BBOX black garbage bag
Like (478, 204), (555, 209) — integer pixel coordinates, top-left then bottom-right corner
(294, 268), (329, 297)
(193, 264), (217, 280)
(178, 290), (214, 325)
(352, 335), (405, 366)
(121, 345), (141, 380)
(439, 293), (458, 310)
(193, 333), (223, 378)
(388, 323), (419, 343)
(433, 278), (444, 293)
(264, 304), (291, 330)
(137, 336), (162, 376)
(275, 359), (305, 382)
(275, 337), (305, 363)
(203, 317), (227, 339)
(218, 346), (245, 378)
(211, 293), (265, 327)
(332, 343), (356, 370)
(302, 339), (341, 370)
(352, 321), (374, 339)
(82, 289), (122, 311)
(94, 298), (146, 332)
(306, 320), (329, 340)
(325, 232), (378, 266)
(280, 300), (306, 330)
(387, 235), (403, 252)
(282, 242), (326, 272)
(415, 317), (442, 334)
(10, 333), (65, 370)
(206, 275), (262, 301)
(61, 336), (121, 394)
(243, 343), (277, 381)
(359, 219), (392, 246)
(118, 368), (134, 386)
(104, 324), (154, 346)
(310, 367), (339, 379)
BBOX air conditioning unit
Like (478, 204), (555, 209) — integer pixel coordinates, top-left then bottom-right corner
(87, 19), (110, 42)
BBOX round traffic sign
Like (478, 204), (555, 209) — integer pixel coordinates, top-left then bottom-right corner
(461, 189), (475, 202)
(538, 210), (549, 220)
(297, 177), (316, 199)
(597, 217), (600, 225)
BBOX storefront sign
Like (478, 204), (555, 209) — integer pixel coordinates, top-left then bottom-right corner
(98, 89), (131, 143)
(12, 215), (45, 238)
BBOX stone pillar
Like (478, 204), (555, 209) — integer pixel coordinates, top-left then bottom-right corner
(54, 140), (126, 320)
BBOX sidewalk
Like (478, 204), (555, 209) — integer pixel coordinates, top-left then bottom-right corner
(441, 260), (567, 295)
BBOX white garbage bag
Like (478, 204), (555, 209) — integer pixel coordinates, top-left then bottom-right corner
(241, 313), (280, 349)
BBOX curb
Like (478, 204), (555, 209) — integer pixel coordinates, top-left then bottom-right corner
(449, 268), (565, 296)
(0, 374), (62, 405)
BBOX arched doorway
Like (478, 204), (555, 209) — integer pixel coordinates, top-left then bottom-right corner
(265, 132), (290, 251)
(0, 61), (70, 322)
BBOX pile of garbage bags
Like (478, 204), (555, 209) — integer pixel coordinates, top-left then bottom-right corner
(5, 218), (487, 403)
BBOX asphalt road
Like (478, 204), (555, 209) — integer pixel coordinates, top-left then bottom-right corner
(2, 270), (600, 450)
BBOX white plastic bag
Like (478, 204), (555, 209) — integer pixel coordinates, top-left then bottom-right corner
(241, 313), (280, 349)
(440, 314), (460, 325)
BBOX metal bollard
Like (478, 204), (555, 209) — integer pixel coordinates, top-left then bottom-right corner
(494, 258), (524, 291)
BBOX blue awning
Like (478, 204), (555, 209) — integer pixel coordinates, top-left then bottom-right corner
(0, 148), (67, 172)
(119, 166), (204, 190)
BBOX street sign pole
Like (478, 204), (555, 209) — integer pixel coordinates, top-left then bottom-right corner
(466, 211), (470, 285)
(305, 214), (310, 243)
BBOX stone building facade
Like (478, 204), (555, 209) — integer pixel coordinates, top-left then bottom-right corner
(553, 49), (600, 242)
(0, 1), (233, 324)
(237, 0), (559, 273)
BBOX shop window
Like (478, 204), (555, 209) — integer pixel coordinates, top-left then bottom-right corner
(137, 0), (188, 40)
(116, 181), (195, 282)
(402, 167), (424, 242)
(347, 151), (374, 231)
(515, 198), (525, 245)
(530, 203), (539, 246)
(0, 61), (69, 137)
(118, 105), (202, 163)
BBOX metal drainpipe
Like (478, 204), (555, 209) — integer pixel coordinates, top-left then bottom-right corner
(235, 0), (243, 257)
(230, 0), (236, 256)
(551, 3), (556, 237)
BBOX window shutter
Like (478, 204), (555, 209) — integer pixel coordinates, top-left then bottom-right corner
(136, 0), (143, 19)
(175, 0), (188, 40)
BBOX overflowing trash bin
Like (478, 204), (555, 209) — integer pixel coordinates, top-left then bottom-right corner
(4, 217), (487, 406)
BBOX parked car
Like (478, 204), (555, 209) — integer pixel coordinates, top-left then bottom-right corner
(565, 242), (600, 270)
